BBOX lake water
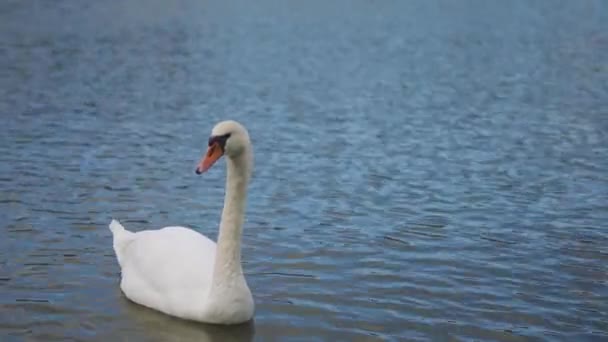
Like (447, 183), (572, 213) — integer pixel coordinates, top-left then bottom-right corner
(1, 0), (607, 341)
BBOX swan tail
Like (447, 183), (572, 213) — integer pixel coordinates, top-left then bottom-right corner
(109, 219), (135, 268)
(109, 219), (126, 234)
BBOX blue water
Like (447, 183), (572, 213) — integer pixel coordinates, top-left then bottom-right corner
(1, 1), (607, 341)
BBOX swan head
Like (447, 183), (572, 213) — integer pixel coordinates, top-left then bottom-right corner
(196, 120), (250, 174)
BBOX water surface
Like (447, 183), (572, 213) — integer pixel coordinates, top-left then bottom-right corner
(1, 0), (607, 341)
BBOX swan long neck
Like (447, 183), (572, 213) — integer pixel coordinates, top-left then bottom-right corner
(211, 148), (252, 291)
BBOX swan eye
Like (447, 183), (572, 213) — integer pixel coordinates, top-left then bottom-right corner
(208, 133), (232, 149)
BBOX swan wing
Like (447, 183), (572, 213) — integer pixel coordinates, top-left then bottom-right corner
(112, 222), (217, 318)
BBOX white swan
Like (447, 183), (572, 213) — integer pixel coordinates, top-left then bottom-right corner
(109, 120), (254, 325)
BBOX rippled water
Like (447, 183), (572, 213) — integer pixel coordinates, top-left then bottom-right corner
(1, 0), (608, 341)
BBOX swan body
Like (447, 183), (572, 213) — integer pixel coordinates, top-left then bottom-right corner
(109, 120), (255, 324)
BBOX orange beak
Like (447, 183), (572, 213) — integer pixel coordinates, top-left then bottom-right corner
(196, 142), (224, 174)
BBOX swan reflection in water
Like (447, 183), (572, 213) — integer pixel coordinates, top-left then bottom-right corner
(122, 298), (255, 342)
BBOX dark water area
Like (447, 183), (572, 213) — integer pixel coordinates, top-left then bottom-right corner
(1, 0), (607, 341)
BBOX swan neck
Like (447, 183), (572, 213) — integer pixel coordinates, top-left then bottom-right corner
(212, 150), (250, 289)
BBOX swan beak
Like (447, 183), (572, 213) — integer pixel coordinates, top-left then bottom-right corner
(196, 142), (224, 174)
